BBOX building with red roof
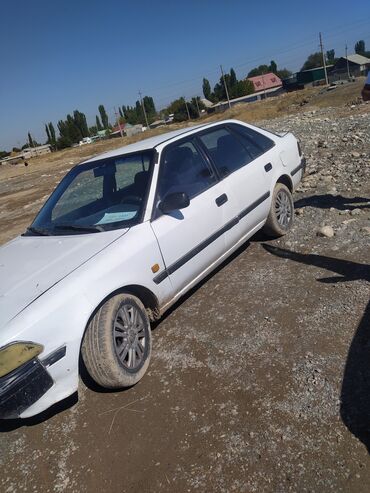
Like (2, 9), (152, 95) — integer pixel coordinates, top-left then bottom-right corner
(247, 72), (282, 92)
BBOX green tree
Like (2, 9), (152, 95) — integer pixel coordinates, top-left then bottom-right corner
(247, 64), (270, 77)
(28, 132), (34, 148)
(355, 40), (365, 56)
(270, 60), (277, 73)
(98, 104), (109, 129)
(300, 52), (323, 71)
(49, 122), (56, 146)
(202, 78), (211, 100)
(73, 110), (89, 138)
(96, 115), (103, 131)
(122, 95), (157, 125)
(89, 125), (98, 135)
(45, 124), (51, 144)
(326, 49), (335, 63)
(212, 68), (254, 101)
(0, 150), (10, 159)
(229, 68), (237, 87)
(276, 68), (292, 79)
(165, 97), (198, 122)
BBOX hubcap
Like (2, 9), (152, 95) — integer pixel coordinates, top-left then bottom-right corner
(275, 190), (292, 228)
(113, 304), (146, 371)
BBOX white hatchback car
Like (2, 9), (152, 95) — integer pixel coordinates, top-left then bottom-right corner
(0, 119), (305, 419)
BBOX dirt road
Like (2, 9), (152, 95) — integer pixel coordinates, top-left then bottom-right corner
(0, 85), (369, 492)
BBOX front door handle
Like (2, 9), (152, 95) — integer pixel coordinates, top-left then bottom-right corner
(215, 193), (228, 207)
(264, 163), (273, 172)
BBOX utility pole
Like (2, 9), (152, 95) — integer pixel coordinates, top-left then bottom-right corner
(184, 99), (191, 120)
(345, 44), (351, 79)
(138, 90), (149, 129)
(220, 65), (231, 109)
(114, 106), (124, 138)
(194, 96), (201, 118)
(319, 32), (329, 85)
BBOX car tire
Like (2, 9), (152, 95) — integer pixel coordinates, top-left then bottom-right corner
(263, 183), (294, 238)
(81, 293), (152, 389)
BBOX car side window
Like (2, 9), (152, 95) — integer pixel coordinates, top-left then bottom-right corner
(230, 123), (275, 157)
(199, 127), (252, 177)
(156, 140), (216, 204)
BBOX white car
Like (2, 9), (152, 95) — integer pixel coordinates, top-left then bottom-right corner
(0, 119), (305, 419)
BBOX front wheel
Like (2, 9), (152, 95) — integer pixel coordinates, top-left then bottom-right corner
(263, 183), (294, 238)
(81, 293), (152, 389)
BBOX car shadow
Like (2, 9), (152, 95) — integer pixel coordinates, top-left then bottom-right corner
(295, 194), (370, 211)
(263, 244), (370, 453)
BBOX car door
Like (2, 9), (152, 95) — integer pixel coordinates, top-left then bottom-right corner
(198, 125), (270, 248)
(150, 138), (231, 296)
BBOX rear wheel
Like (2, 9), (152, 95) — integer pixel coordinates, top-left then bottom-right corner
(263, 183), (294, 237)
(81, 293), (152, 388)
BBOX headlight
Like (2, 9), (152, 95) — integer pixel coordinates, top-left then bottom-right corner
(0, 342), (44, 378)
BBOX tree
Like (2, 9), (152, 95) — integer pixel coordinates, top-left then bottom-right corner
(229, 68), (237, 87)
(0, 150), (10, 159)
(202, 78), (217, 102)
(73, 110), (89, 138)
(122, 95), (157, 125)
(28, 132), (34, 148)
(45, 124), (51, 144)
(270, 60), (277, 74)
(202, 78), (211, 99)
(355, 40), (365, 56)
(89, 125), (97, 135)
(45, 122), (57, 147)
(276, 68), (292, 79)
(212, 67), (254, 101)
(98, 104), (109, 129)
(247, 64), (270, 77)
(49, 122), (56, 146)
(96, 115), (103, 131)
(326, 49), (335, 63)
(165, 97), (199, 122)
(300, 52), (323, 71)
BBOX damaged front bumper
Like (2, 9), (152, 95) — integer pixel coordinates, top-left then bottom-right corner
(0, 345), (66, 419)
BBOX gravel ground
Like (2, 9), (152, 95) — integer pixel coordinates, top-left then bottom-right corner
(0, 101), (369, 492)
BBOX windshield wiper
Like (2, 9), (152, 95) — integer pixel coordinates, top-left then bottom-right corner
(25, 226), (52, 236)
(53, 224), (104, 233)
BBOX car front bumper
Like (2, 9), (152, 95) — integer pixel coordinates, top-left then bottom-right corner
(0, 346), (66, 419)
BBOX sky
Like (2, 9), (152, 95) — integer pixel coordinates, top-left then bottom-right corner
(0, 0), (370, 151)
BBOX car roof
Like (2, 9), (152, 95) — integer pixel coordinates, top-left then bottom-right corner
(81, 120), (243, 164)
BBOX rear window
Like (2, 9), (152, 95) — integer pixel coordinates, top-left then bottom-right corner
(199, 128), (252, 177)
(229, 123), (275, 156)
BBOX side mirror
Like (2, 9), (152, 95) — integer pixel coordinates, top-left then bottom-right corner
(159, 192), (190, 214)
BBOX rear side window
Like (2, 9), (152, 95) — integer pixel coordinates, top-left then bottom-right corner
(157, 139), (216, 203)
(199, 128), (252, 177)
(230, 123), (275, 156)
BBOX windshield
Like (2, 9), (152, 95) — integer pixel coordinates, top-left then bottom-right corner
(28, 151), (153, 235)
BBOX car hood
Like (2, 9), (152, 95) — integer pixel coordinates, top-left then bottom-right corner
(0, 230), (128, 329)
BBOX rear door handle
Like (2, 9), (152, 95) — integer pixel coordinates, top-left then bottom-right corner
(215, 193), (228, 207)
(264, 163), (273, 172)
